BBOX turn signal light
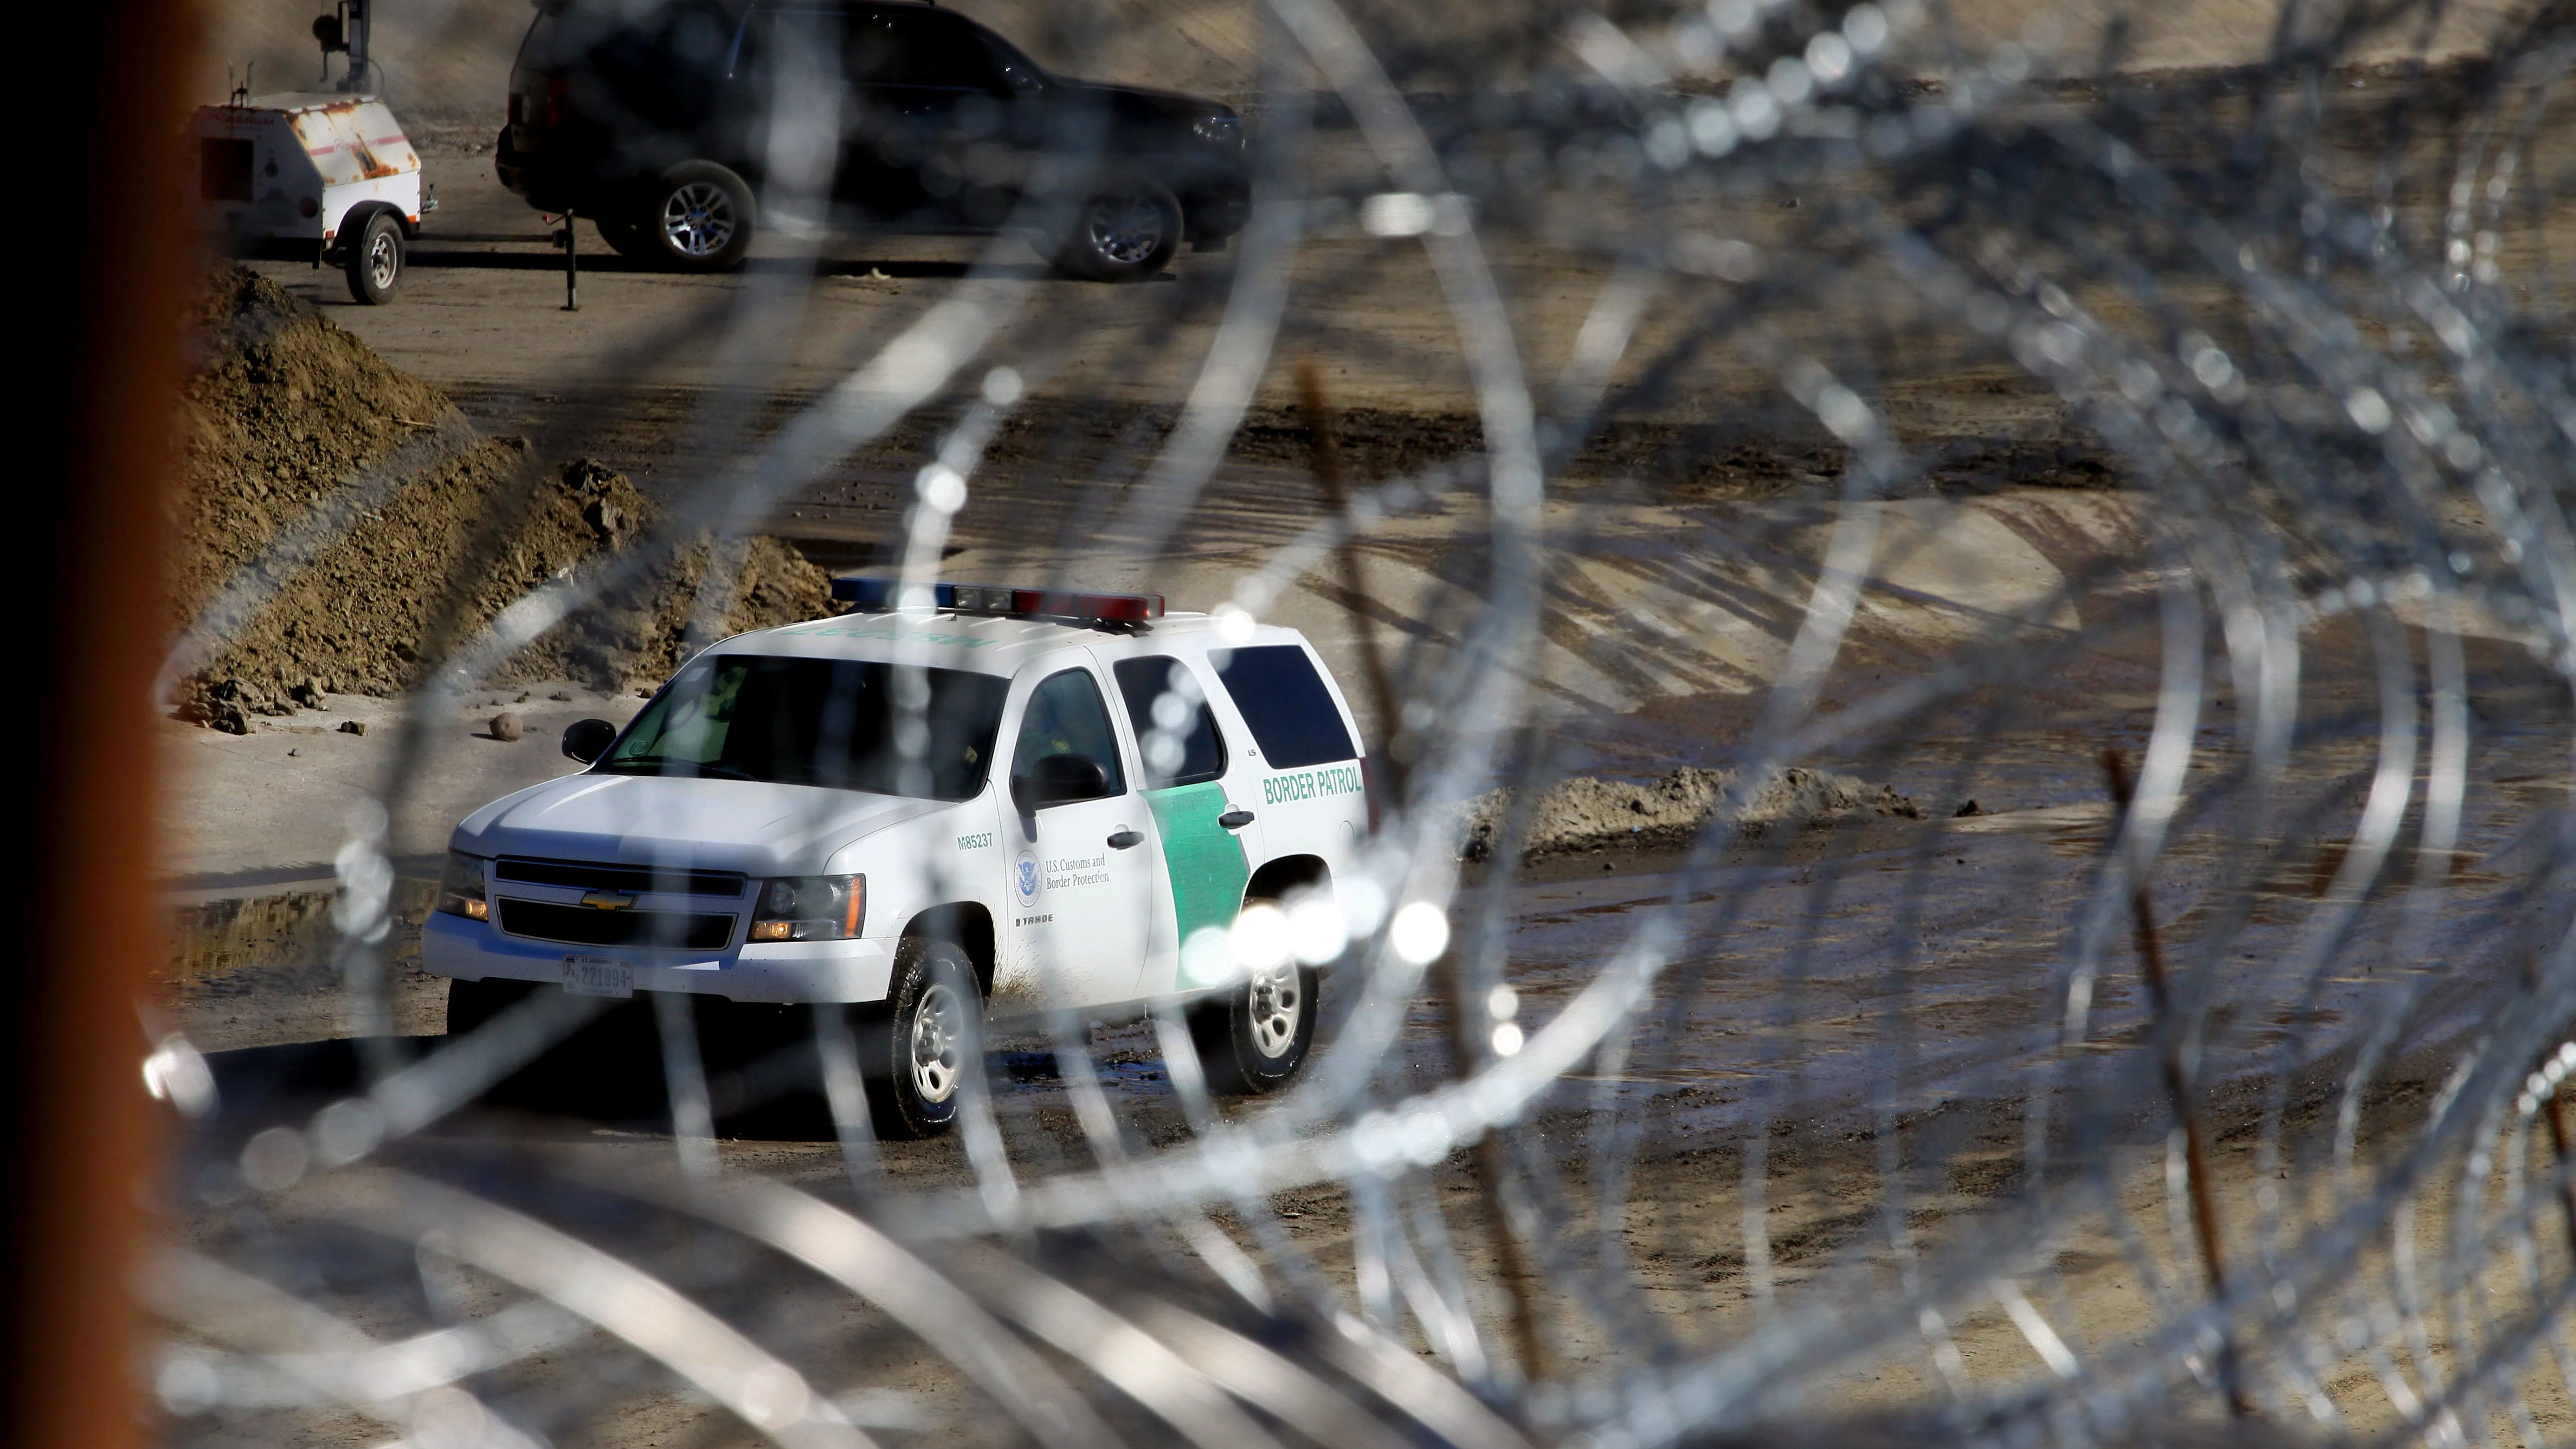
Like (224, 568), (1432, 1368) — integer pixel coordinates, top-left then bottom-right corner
(749, 874), (864, 942)
(436, 851), (490, 922)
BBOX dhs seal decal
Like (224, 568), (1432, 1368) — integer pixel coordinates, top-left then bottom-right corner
(1014, 848), (1041, 905)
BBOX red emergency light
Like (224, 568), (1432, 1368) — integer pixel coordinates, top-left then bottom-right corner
(832, 577), (1165, 625)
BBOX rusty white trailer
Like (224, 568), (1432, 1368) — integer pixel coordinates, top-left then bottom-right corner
(189, 93), (429, 305)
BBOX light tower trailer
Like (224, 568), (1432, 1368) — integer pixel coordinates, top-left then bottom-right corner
(189, 92), (430, 305)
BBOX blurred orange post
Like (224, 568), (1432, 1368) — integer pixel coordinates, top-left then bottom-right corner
(9, 3), (196, 1446)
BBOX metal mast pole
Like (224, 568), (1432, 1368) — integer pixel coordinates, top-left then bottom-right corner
(342, 0), (370, 92)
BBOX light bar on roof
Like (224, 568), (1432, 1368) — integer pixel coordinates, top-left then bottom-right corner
(830, 577), (1165, 624)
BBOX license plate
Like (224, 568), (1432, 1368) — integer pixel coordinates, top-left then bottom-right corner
(562, 956), (633, 999)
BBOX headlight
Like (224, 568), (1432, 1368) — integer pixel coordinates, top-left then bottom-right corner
(750, 874), (865, 942)
(1193, 113), (1242, 146)
(437, 851), (489, 922)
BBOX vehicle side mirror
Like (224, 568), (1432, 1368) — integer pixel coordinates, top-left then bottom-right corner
(562, 718), (617, 764)
(1010, 754), (1109, 812)
(312, 13), (345, 53)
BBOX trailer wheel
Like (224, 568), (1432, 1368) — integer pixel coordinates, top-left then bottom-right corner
(344, 209), (405, 305)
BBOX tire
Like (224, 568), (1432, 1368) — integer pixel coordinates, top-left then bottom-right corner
(1048, 182), (1182, 282)
(1188, 955), (1318, 1095)
(594, 211), (658, 260)
(447, 976), (538, 1035)
(641, 162), (756, 272)
(343, 208), (405, 304)
(859, 937), (981, 1139)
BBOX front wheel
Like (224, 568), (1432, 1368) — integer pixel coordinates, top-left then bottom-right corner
(1048, 182), (1181, 282)
(1188, 958), (1317, 1094)
(859, 937), (982, 1139)
(343, 208), (405, 304)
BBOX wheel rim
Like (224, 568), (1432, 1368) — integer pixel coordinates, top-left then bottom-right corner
(1084, 195), (1166, 266)
(909, 981), (964, 1105)
(1247, 964), (1302, 1060)
(365, 229), (398, 290)
(661, 182), (738, 259)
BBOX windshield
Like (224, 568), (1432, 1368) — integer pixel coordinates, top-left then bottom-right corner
(600, 655), (1007, 800)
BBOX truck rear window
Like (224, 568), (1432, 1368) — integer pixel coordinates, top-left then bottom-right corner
(1213, 646), (1355, 769)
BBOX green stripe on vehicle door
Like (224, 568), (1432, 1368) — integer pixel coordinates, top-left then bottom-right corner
(1143, 782), (1249, 943)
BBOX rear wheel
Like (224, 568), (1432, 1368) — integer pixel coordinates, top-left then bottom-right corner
(343, 208), (405, 304)
(1188, 955), (1317, 1094)
(594, 211), (658, 260)
(860, 937), (981, 1138)
(642, 162), (756, 272)
(1048, 182), (1181, 282)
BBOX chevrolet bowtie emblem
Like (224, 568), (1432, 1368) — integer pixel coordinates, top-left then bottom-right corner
(579, 890), (640, 911)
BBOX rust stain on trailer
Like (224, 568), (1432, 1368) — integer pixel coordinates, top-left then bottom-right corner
(287, 101), (418, 185)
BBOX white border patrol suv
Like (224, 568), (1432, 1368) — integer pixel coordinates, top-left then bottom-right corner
(423, 582), (1371, 1136)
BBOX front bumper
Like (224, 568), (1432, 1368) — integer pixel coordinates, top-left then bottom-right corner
(423, 912), (897, 1004)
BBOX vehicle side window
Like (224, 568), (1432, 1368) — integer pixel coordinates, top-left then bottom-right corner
(843, 15), (904, 85)
(1113, 656), (1227, 789)
(881, 12), (1003, 89)
(1212, 645), (1357, 769)
(1011, 668), (1126, 798)
(573, 0), (740, 123)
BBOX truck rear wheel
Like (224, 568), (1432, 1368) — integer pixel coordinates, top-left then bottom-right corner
(1187, 956), (1317, 1094)
(594, 211), (657, 260)
(643, 162), (756, 272)
(344, 208), (405, 304)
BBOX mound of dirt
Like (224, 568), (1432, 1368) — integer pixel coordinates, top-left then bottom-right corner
(172, 266), (831, 727)
(1453, 766), (1921, 863)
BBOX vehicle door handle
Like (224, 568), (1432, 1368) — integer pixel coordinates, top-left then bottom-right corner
(1217, 810), (1255, 830)
(1106, 829), (1144, 850)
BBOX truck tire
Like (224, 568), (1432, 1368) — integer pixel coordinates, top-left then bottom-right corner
(344, 208), (406, 304)
(1187, 952), (1317, 1094)
(594, 211), (657, 261)
(861, 937), (981, 1139)
(447, 976), (538, 1035)
(642, 162), (756, 272)
(1048, 182), (1181, 282)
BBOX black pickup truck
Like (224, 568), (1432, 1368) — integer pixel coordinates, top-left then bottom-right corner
(497, 0), (1248, 280)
